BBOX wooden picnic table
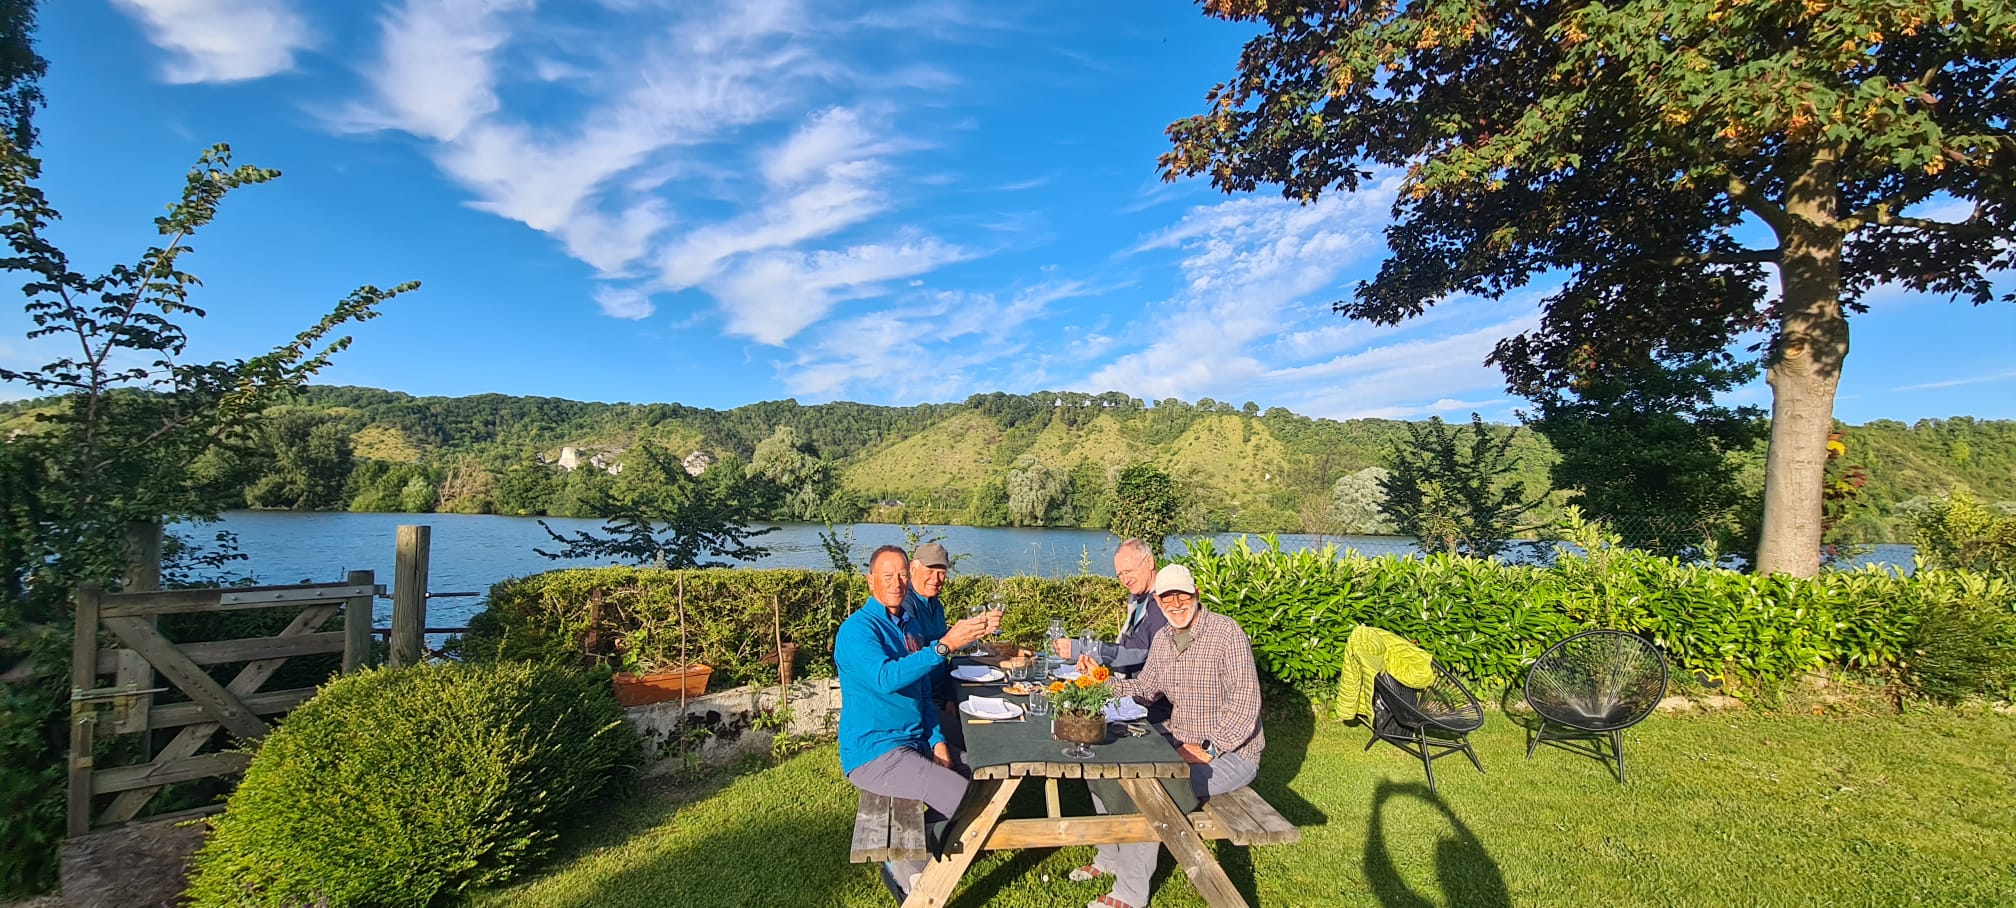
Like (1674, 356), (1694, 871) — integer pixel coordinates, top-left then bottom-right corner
(894, 659), (1295, 908)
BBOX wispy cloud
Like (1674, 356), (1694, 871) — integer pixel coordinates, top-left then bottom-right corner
(339, 0), (974, 344)
(111, 0), (313, 83)
(1891, 368), (2016, 392)
(780, 279), (1094, 397)
(1087, 183), (1399, 401)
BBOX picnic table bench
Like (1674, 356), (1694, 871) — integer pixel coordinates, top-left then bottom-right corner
(849, 783), (1297, 863)
(848, 660), (1300, 908)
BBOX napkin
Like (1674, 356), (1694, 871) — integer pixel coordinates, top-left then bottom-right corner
(1103, 696), (1148, 722)
(965, 696), (1012, 719)
(951, 665), (1002, 682)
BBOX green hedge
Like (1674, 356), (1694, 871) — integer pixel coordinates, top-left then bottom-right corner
(1186, 536), (2016, 700)
(183, 662), (638, 908)
(463, 567), (1129, 686)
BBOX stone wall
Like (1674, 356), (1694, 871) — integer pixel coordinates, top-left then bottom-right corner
(624, 677), (842, 776)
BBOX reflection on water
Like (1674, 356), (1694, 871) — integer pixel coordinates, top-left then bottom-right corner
(192, 510), (1916, 629)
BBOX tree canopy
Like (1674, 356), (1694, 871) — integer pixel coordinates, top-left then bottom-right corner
(1163, 0), (2014, 575)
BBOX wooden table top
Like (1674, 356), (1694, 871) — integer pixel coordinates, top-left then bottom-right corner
(950, 658), (1189, 782)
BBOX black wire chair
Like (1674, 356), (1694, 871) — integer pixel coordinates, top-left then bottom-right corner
(1364, 661), (1485, 792)
(1523, 630), (1669, 783)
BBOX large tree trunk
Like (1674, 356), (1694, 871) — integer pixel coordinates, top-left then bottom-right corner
(1755, 156), (1848, 577)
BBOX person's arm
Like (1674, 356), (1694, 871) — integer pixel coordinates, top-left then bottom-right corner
(834, 617), (944, 694)
(1105, 639), (1151, 676)
(1204, 625), (1263, 753)
(1112, 634), (1167, 703)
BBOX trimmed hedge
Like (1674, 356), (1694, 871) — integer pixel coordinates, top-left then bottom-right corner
(183, 662), (639, 908)
(1187, 537), (2016, 700)
(462, 567), (1129, 686)
(466, 544), (2014, 705)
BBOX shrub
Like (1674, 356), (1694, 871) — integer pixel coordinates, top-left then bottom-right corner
(1185, 534), (2013, 701)
(1913, 493), (2016, 575)
(1898, 572), (2016, 703)
(464, 567), (1126, 685)
(182, 662), (639, 908)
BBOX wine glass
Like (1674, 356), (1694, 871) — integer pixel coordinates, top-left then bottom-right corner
(967, 603), (992, 657)
(1061, 737), (1094, 760)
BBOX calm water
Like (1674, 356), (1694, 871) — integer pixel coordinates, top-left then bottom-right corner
(189, 511), (1915, 630)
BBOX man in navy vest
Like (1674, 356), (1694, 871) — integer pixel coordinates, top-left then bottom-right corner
(1054, 538), (1167, 678)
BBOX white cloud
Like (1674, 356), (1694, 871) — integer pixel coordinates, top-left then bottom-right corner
(713, 239), (973, 345)
(593, 286), (655, 320)
(341, 0), (971, 338)
(1891, 368), (2016, 392)
(778, 280), (1093, 397)
(1088, 184), (1398, 400)
(111, 0), (313, 84)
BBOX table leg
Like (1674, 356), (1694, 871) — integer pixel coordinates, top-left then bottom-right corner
(903, 777), (1023, 908)
(1119, 777), (1250, 908)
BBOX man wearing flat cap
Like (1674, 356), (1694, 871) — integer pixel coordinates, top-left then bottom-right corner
(906, 541), (963, 750)
(1070, 563), (1264, 908)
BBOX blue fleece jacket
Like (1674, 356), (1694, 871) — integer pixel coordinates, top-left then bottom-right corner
(903, 588), (953, 702)
(836, 595), (947, 775)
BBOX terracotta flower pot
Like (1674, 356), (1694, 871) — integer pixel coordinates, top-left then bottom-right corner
(611, 664), (712, 707)
(1052, 712), (1107, 745)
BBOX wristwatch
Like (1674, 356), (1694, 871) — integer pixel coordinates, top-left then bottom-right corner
(1204, 742), (1220, 759)
(932, 641), (952, 658)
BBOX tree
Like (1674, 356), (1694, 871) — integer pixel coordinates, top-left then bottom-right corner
(0, 1), (45, 152)
(536, 446), (776, 569)
(1005, 455), (1071, 527)
(0, 140), (412, 895)
(243, 409), (354, 510)
(1379, 415), (1541, 557)
(1163, 1), (2015, 576)
(746, 425), (829, 521)
(1515, 339), (1767, 555)
(1328, 466), (1397, 535)
(1109, 463), (1184, 559)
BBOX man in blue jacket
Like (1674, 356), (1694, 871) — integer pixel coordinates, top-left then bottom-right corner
(838, 544), (996, 900)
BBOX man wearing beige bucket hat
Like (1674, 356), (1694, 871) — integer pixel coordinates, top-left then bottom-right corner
(1070, 562), (1265, 908)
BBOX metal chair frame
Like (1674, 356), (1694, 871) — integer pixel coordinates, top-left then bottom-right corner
(1364, 662), (1485, 792)
(1523, 630), (1669, 783)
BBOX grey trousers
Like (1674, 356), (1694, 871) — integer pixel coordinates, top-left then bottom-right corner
(1086, 750), (1258, 908)
(847, 746), (970, 901)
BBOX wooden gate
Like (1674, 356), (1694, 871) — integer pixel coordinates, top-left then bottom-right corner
(67, 570), (379, 835)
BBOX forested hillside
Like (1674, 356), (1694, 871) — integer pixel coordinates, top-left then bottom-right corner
(4, 387), (2008, 542)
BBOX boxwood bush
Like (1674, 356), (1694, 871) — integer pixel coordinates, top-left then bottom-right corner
(183, 662), (639, 908)
(462, 567), (1127, 685)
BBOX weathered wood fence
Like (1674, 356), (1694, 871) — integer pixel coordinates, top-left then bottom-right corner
(66, 522), (464, 836)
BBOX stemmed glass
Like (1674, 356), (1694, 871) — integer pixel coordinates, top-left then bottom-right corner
(1061, 737), (1094, 760)
(967, 602), (992, 657)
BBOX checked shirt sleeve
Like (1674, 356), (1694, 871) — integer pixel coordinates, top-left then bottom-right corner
(1205, 620), (1262, 753)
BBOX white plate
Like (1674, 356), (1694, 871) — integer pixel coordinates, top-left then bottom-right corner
(958, 698), (1024, 720)
(950, 665), (1005, 683)
(1051, 665), (1081, 681)
(1103, 696), (1148, 721)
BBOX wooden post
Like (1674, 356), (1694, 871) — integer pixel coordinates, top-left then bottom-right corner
(343, 569), (375, 674)
(114, 521), (163, 732)
(389, 526), (430, 668)
(121, 520), (163, 593)
(69, 584), (103, 836)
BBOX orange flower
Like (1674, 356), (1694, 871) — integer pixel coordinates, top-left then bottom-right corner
(1090, 666), (1112, 683)
(1046, 681), (1067, 695)
(1073, 675), (1095, 689)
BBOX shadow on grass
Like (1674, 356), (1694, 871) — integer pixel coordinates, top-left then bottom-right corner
(1363, 780), (1508, 908)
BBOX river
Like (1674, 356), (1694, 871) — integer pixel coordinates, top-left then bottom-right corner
(189, 510), (1915, 630)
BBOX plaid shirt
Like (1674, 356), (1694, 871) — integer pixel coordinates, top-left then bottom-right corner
(1114, 608), (1265, 763)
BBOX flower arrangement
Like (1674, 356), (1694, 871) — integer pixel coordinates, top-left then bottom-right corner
(1045, 665), (1114, 716)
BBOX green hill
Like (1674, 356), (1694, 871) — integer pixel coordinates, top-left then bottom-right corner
(8, 386), (2009, 541)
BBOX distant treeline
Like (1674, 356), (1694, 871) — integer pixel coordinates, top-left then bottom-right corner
(5, 387), (2011, 542)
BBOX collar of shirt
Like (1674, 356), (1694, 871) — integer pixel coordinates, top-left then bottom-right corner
(1123, 592), (1153, 635)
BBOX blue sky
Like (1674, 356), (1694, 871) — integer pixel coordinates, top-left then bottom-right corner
(2, 1), (2010, 424)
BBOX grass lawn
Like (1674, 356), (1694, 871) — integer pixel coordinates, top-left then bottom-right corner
(472, 696), (2015, 908)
